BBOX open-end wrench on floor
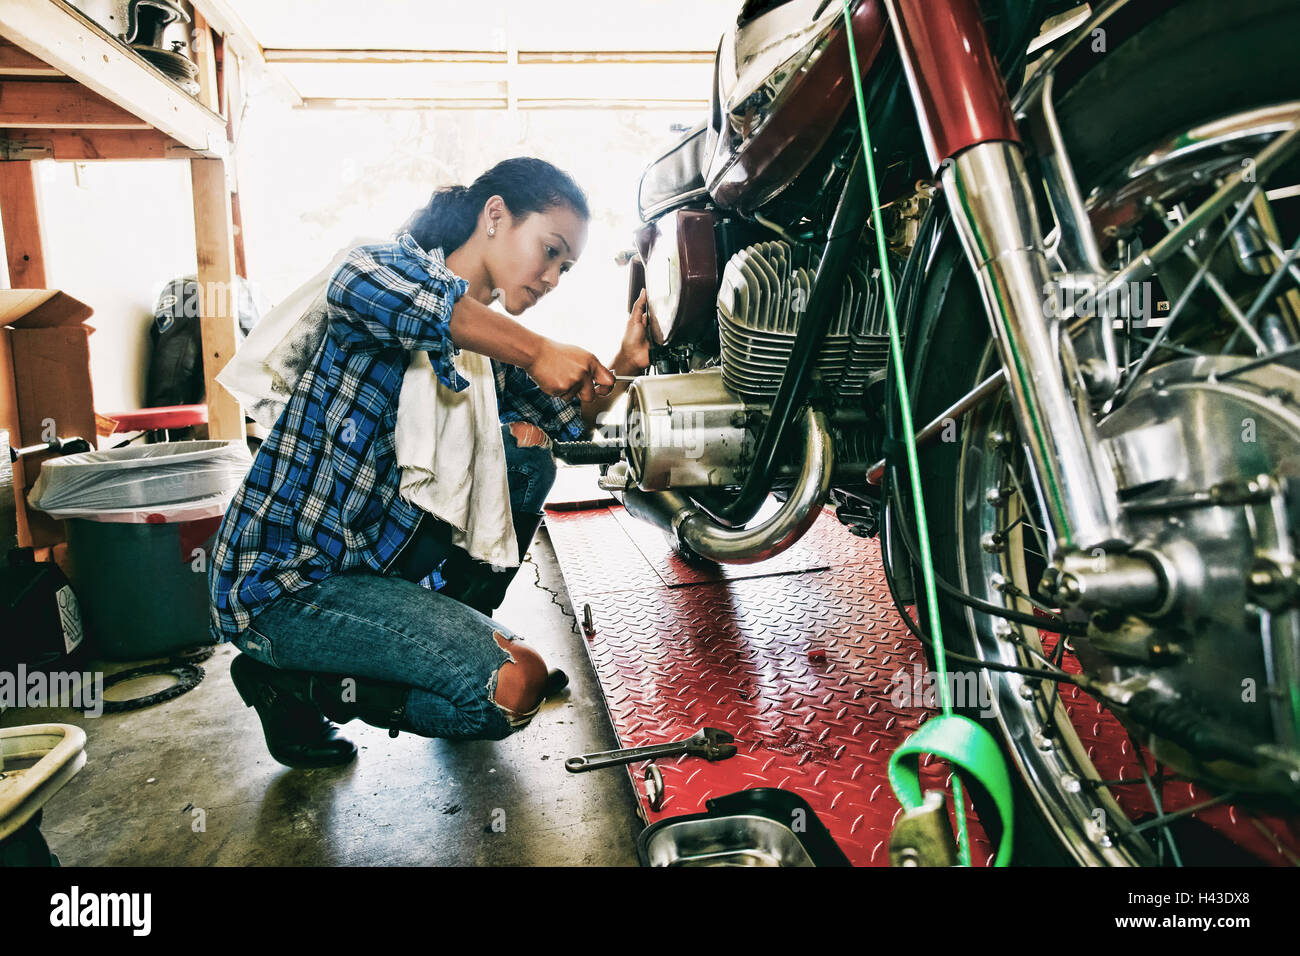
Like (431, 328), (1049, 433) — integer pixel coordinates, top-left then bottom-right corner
(565, 727), (737, 773)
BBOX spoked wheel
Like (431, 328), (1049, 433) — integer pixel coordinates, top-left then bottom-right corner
(949, 348), (1162, 865)
(944, 330), (1300, 864)
(905, 1), (1300, 866)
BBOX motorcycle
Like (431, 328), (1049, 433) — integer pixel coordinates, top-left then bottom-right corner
(555, 0), (1300, 865)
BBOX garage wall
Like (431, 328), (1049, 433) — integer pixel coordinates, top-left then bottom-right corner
(5, 96), (699, 425)
(233, 97), (700, 365)
(12, 160), (198, 425)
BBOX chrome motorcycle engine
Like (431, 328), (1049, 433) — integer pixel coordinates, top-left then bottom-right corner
(624, 369), (751, 492)
(717, 241), (890, 403)
(620, 241), (884, 493)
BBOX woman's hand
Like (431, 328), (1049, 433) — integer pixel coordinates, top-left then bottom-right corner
(527, 340), (616, 401)
(614, 289), (659, 375)
(575, 291), (660, 430)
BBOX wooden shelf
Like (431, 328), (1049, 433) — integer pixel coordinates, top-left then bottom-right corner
(0, 0), (249, 490)
(0, 1), (226, 153)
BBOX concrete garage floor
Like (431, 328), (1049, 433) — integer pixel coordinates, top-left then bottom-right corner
(2, 528), (644, 866)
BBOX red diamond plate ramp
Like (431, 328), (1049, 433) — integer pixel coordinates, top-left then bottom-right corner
(545, 504), (1299, 866)
(547, 505), (995, 865)
(607, 498), (875, 587)
(545, 465), (616, 511)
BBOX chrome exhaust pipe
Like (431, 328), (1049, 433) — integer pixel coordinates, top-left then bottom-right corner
(621, 409), (834, 564)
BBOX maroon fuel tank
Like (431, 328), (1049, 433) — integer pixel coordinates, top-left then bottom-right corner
(705, 0), (888, 213)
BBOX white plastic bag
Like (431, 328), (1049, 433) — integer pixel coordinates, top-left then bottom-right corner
(50, 490), (237, 524)
(216, 237), (382, 429)
(27, 440), (251, 519)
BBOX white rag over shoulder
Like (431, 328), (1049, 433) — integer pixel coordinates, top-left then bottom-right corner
(395, 347), (518, 570)
(215, 238), (518, 571)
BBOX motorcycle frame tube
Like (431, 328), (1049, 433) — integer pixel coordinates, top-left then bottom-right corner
(623, 409), (834, 564)
(941, 142), (1124, 552)
(865, 369), (1006, 486)
(691, 147), (872, 528)
(883, 0), (1020, 172)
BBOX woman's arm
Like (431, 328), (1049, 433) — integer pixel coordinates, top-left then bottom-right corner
(327, 242), (470, 389)
(449, 295), (614, 402)
(328, 240), (614, 401)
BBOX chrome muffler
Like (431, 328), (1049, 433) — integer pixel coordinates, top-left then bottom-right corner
(619, 408), (834, 564)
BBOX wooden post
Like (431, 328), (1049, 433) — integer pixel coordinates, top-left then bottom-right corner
(192, 10), (221, 115)
(217, 31), (249, 278)
(0, 160), (46, 287)
(190, 157), (244, 440)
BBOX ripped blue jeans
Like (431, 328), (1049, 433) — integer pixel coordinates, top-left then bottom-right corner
(232, 423), (557, 741)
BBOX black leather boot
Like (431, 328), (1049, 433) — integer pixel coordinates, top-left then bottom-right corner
(230, 654), (358, 769)
(439, 511), (546, 616)
(308, 673), (415, 738)
(307, 669), (566, 741)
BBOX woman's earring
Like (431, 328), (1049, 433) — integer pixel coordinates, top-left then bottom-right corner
(488, 225), (496, 237)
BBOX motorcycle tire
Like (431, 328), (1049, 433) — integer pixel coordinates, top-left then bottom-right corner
(905, 0), (1300, 865)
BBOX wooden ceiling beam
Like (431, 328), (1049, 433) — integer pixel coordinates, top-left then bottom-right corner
(0, 80), (151, 129)
(297, 97), (510, 111)
(266, 49), (508, 64)
(296, 96), (708, 111)
(0, 37), (61, 76)
(263, 49), (712, 65)
(0, 128), (202, 160)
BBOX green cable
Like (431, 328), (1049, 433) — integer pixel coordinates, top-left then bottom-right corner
(840, 0), (970, 864)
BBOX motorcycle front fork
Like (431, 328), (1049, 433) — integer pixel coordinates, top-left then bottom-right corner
(939, 142), (1126, 555)
(884, 0), (1128, 559)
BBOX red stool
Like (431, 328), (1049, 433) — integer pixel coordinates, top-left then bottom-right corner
(100, 404), (208, 444)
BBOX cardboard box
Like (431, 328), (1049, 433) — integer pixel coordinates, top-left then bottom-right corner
(0, 289), (98, 550)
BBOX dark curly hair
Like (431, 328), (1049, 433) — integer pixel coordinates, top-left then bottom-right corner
(400, 157), (590, 254)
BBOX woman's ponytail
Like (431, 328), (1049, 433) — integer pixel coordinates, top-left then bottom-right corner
(400, 157), (589, 255)
(400, 184), (479, 254)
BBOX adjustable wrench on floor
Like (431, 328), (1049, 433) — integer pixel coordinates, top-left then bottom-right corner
(565, 727), (737, 773)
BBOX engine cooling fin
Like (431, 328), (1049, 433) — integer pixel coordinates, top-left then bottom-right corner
(717, 241), (891, 402)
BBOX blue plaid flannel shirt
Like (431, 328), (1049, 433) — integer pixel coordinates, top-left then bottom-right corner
(208, 233), (584, 643)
